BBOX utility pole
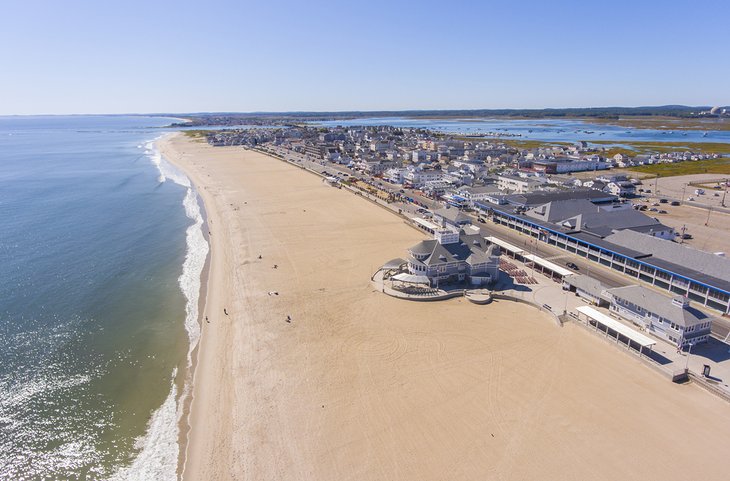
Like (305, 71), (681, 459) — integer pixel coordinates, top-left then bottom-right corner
(722, 178), (728, 208)
(680, 224), (686, 244)
(705, 207), (712, 227)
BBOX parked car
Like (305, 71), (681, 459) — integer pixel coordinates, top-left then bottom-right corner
(658, 210), (668, 214)
(566, 262), (579, 271)
(670, 201), (680, 206)
(659, 199), (668, 203)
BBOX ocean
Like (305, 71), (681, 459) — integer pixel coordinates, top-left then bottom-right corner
(0, 116), (208, 480)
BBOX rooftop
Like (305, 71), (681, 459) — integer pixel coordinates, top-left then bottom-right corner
(603, 230), (730, 285)
(606, 285), (712, 327)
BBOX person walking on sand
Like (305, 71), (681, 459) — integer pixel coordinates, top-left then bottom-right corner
(224, 308), (228, 316)
(286, 315), (291, 323)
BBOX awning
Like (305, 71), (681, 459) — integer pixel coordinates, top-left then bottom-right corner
(392, 273), (431, 284)
(413, 217), (440, 231)
(577, 306), (656, 348)
(382, 258), (406, 270)
(485, 236), (524, 255)
(523, 254), (573, 277)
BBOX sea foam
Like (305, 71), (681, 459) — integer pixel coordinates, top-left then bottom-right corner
(111, 136), (209, 480)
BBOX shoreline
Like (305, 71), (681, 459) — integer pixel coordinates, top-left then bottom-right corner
(155, 134), (221, 479)
(158, 132), (730, 481)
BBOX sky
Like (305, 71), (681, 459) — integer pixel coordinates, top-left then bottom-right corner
(0, 0), (728, 115)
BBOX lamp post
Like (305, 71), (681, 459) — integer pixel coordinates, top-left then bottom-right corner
(685, 342), (694, 372)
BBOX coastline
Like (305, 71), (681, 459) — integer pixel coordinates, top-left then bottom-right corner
(156, 133), (228, 479)
(159, 132), (730, 481)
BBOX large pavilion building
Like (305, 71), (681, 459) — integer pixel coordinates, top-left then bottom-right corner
(406, 227), (501, 287)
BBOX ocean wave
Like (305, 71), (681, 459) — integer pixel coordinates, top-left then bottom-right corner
(112, 136), (209, 480)
(109, 371), (179, 481)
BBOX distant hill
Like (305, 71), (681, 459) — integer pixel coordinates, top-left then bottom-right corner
(157, 106), (717, 126)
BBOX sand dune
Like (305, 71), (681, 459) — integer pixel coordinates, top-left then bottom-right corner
(159, 133), (730, 481)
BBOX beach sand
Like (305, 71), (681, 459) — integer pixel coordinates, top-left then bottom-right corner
(159, 133), (730, 481)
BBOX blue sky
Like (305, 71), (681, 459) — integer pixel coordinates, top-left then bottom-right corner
(1, 0), (728, 114)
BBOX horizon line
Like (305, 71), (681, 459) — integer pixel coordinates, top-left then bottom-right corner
(2, 104), (728, 118)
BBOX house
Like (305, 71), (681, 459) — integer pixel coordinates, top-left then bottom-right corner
(404, 168), (443, 188)
(456, 185), (502, 205)
(606, 285), (713, 347)
(406, 230), (501, 286)
(497, 174), (547, 193)
(384, 167), (407, 184)
(606, 180), (636, 197)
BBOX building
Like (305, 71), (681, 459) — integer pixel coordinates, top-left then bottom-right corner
(563, 274), (610, 306)
(606, 285), (713, 347)
(532, 159), (610, 174)
(485, 203), (730, 314)
(455, 185), (502, 205)
(404, 168), (443, 188)
(524, 199), (675, 240)
(433, 207), (471, 228)
(606, 180), (636, 197)
(499, 189), (617, 208)
(497, 174), (546, 193)
(406, 230), (501, 287)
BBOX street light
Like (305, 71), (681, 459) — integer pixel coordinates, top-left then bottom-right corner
(684, 342), (694, 372)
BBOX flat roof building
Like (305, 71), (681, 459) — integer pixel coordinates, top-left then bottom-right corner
(484, 203), (730, 314)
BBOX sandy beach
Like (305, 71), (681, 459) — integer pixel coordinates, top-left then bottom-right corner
(159, 133), (730, 481)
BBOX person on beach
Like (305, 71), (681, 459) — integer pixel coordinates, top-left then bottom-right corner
(286, 315), (291, 323)
(224, 308), (228, 316)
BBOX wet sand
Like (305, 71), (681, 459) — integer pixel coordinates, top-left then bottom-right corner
(159, 133), (730, 481)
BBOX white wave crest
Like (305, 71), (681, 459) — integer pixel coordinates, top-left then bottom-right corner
(112, 136), (209, 480)
(110, 372), (179, 481)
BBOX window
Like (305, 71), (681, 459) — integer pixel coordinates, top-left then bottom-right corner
(655, 270), (671, 281)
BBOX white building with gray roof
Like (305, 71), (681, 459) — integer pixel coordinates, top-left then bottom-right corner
(406, 229), (500, 287)
(606, 285), (713, 347)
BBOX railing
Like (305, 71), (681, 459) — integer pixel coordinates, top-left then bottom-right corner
(688, 372), (730, 403)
